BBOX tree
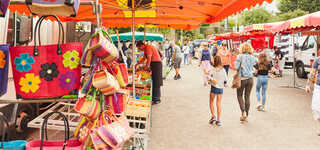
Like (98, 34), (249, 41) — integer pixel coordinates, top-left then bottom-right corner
(240, 8), (273, 25)
(278, 0), (320, 14)
(275, 9), (309, 21)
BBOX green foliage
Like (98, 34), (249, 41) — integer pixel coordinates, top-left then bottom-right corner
(275, 9), (309, 21)
(240, 8), (273, 25)
(278, 0), (320, 14)
(194, 33), (204, 39)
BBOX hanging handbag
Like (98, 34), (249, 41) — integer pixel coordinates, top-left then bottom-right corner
(0, 44), (9, 96)
(96, 110), (135, 149)
(26, 112), (83, 150)
(89, 31), (119, 64)
(25, 0), (80, 17)
(74, 116), (97, 148)
(232, 56), (242, 89)
(0, 0), (9, 17)
(110, 63), (129, 88)
(10, 15), (82, 99)
(105, 91), (129, 114)
(93, 69), (120, 96)
(0, 113), (28, 150)
(74, 88), (101, 119)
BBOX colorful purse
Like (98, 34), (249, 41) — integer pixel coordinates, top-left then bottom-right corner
(105, 91), (129, 114)
(0, 113), (28, 150)
(74, 116), (96, 148)
(89, 31), (119, 64)
(96, 110), (135, 149)
(113, 63), (129, 88)
(10, 15), (82, 99)
(74, 89), (101, 119)
(0, 44), (9, 96)
(0, 0), (9, 17)
(26, 0), (80, 17)
(26, 112), (83, 150)
(93, 70), (120, 96)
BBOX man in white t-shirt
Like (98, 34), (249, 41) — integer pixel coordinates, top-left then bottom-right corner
(182, 43), (190, 65)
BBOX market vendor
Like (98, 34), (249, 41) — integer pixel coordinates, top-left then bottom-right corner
(135, 41), (163, 105)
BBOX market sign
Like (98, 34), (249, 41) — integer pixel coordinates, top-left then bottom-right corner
(117, 0), (156, 18)
(253, 24), (264, 30)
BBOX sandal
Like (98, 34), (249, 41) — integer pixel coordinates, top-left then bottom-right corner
(209, 116), (216, 124)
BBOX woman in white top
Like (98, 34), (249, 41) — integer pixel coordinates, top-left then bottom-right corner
(208, 56), (228, 126)
(182, 43), (190, 65)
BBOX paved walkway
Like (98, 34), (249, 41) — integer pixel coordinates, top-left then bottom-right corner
(149, 64), (319, 150)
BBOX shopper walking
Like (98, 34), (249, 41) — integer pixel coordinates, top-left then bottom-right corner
(125, 44), (134, 68)
(208, 56), (228, 126)
(188, 42), (193, 65)
(218, 41), (232, 75)
(199, 42), (212, 86)
(306, 56), (320, 136)
(274, 46), (284, 77)
(135, 41), (163, 105)
(235, 42), (257, 122)
(182, 43), (190, 65)
(170, 41), (183, 80)
(254, 53), (272, 111)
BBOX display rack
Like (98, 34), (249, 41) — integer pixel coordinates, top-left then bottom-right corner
(28, 102), (80, 132)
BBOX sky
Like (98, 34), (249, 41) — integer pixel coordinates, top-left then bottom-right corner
(261, 0), (279, 13)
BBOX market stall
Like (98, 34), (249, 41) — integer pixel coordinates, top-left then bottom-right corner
(0, 0), (275, 149)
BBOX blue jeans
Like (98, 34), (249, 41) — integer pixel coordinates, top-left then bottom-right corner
(184, 54), (189, 64)
(256, 75), (268, 104)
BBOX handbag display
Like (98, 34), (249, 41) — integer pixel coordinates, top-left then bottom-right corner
(93, 70), (120, 96)
(113, 63), (129, 88)
(232, 58), (242, 89)
(74, 89), (101, 119)
(0, 113), (28, 150)
(0, 44), (9, 96)
(89, 31), (119, 64)
(26, 112), (83, 150)
(96, 110), (135, 149)
(26, 0), (80, 17)
(10, 15), (82, 99)
(0, 0), (9, 17)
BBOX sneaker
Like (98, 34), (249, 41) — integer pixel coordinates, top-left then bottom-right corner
(256, 104), (262, 110)
(152, 100), (161, 105)
(216, 120), (222, 126)
(174, 75), (178, 80)
(177, 74), (181, 79)
(209, 116), (216, 124)
(258, 106), (265, 111)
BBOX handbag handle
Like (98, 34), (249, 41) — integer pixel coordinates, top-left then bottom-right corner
(33, 15), (65, 56)
(0, 113), (10, 149)
(40, 112), (70, 150)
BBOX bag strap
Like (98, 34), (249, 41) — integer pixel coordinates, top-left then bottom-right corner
(40, 112), (70, 150)
(33, 15), (64, 56)
(0, 113), (10, 149)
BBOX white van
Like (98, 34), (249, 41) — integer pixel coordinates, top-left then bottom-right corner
(275, 34), (319, 78)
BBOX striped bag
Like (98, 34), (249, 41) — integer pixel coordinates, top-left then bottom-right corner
(89, 31), (118, 64)
(74, 89), (101, 119)
(93, 70), (120, 96)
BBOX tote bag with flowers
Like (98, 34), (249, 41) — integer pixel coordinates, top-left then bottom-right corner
(10, 15), (82, 99)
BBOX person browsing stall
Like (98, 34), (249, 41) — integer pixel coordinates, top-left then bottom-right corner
(135, 41), (163, 105)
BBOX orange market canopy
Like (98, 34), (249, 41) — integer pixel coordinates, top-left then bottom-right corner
(9, 0), (273, 30)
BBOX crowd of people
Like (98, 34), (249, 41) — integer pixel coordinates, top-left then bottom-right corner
(116, 38), (320, 135)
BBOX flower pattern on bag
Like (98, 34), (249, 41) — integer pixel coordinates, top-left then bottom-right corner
(0, 50), (5, 69)
(14, 53), (35, 72)
(39, 63), (59, 81)
(19, 73), (41, 93)
(59, 72), (77, 90)
(63, 50), (80, 69)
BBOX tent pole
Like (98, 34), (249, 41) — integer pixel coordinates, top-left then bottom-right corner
(95, 0), (100, 28)
(132, 2), (136, 99)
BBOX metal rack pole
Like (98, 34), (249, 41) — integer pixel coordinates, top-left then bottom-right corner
(132, 2), (136, 99)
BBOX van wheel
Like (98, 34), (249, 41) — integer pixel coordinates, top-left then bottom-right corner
(296, 62), (307, 78)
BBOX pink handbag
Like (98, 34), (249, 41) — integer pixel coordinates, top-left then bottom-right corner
(96, 110), (135, 149)
(26, 112), (83, 150)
